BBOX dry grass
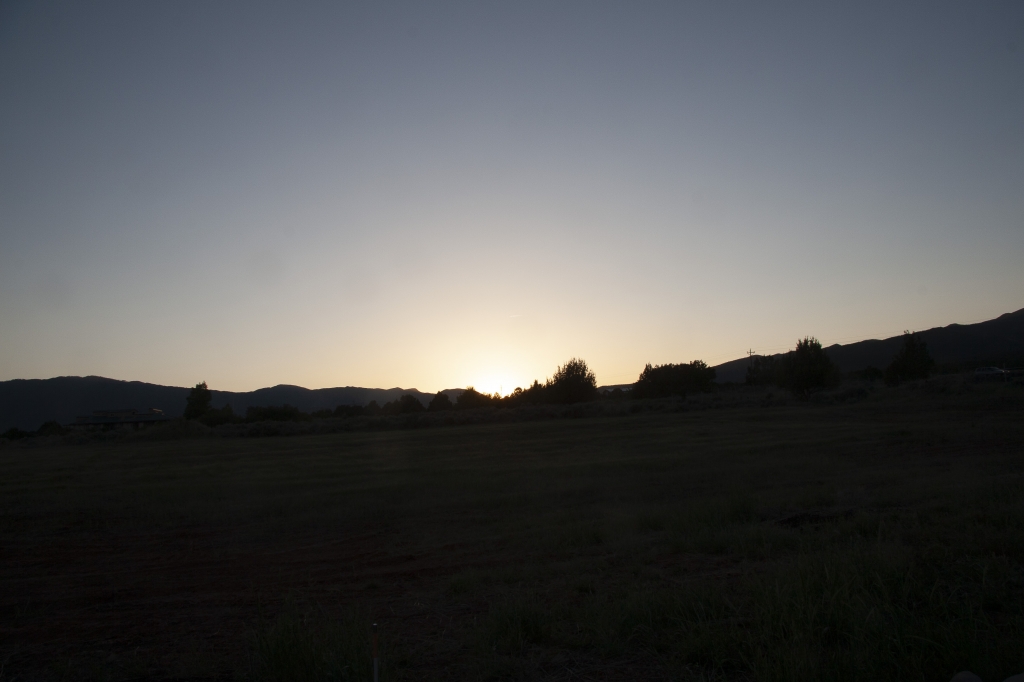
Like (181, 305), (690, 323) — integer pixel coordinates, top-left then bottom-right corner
(1, 377), (1023, 680)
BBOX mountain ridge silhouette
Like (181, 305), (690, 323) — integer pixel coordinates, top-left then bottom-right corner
(712, 307), (1024, 383)
(2, 307), (1021, 430)
(0, 378), (453, 431)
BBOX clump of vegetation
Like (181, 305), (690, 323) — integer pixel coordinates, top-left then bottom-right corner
(246, 404), (310, 423)
(857, 365), (884, 382)
(183, 381), (213, 419)
(746, 337), (840, 396)
(3, 421), (70, 440)
(456, 387), (499, 410)
(886, 331), (935, 385)
(632, 360), (715, 399)
(545, 358), (598, 404)
(381, 394), (425, 415)
(746, 354), (779, 386)
(482, 595), (551, 655)
(782, 337), (842, 395)
(496, 359), (599, 407)
(200, 404), (239, 427)
(251, 606), (385, 682)
(2, 426), (30, 440)
(427, 392), (453, 411)
(36, 420), (68, 436)
(502, 380), (547, 406)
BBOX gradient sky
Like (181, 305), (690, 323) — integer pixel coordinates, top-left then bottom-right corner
(2, 1), (1022, 394)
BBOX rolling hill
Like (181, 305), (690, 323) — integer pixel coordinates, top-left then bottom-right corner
(713, 307), (1024, 383)
(3, 307), (1021, 430)
(0, 378), (447, 432)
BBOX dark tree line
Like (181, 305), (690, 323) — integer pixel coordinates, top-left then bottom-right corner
(746, 332), (936, 394)
(0, 334), (949, 438)
(180, 356), (723, 425)
(745, 337), (841, 395)
(884, 332), (935, 385)
(179, 334), (940, 426)
(632, 361), (715, 399)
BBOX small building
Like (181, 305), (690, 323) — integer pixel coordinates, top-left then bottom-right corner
(72, 408), (169, 430)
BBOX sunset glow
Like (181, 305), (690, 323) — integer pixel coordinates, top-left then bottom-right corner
(0, 3), (1021, 392)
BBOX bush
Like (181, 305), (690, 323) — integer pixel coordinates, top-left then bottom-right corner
(602, 387), (627, 401)
(780, 337), (841, 395)
(503, 380), (547, 407)
(246, 405), (310, 423)
(859, 366), (884, 382)
(456, 388), (496, 410)
(746, 355), (780, 386)
(184, 381), (212, 420)
(2, 427), (29, 440)
(748, 339), (840, 395)
(382, 394), (425, 415)
(885, 331), (935, 385)
(633, 361), (715, 399)
(427, 392), (452, 412)
(36, 420), (68, 437)
(200, 404), (239, 427)
(546, 358), (597, 404)
(333, 405), (365, 418)
(251, 606), (384, 682)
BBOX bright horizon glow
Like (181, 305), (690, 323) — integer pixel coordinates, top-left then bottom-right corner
(0, 3), (1022, 393)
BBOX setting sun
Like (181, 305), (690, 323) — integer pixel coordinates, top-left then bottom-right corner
(466, 372), (524, 397)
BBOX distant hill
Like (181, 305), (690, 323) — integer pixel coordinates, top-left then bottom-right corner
(4, 307), (1021, 429)
(714, 307), (1024, 383)
(0, 378), (455, 431)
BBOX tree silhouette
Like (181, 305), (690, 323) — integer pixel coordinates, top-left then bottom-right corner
(885, 331), (935, 385)
(633, 361), (715, 399)
(546, 358), (597, 404)
(745, 355), (779, 386)
(383, 394), (426, 415)
(184, 382), (212, 420)
(455, 387), (496, 410)
(428, 392), (453, 411)
(779, 337), (841, 395)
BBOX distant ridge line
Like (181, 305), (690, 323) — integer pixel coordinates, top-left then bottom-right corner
(712, 307), (1024, 383)
(2, 307), (1022, 429)
(0, 378), (464, 432)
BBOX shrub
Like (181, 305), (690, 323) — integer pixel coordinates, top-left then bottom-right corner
(382, 394), (425, 415)
(885, 331), (935, 385)
(251, 606), (384, 682)
(859, 366), (884, 382)
(184, 381), (212, 420)
(200, 404), (239, 427)
(503, 380), (548, 406)
(36, 420), (68, 437)
(746, 355), (780, 386)
(602, 387), (627, 401)
(427, 392), (453, 412)
(546, 358), (597, 404)
(333, 405), (365, 418)
(633, 361), (715, 399)
(246, 404), (309, 423)
(455, 388), (496, 410)
(778, 337), (841, 395)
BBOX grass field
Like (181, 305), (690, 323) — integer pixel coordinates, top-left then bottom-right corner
(2, 378), (1023, 681)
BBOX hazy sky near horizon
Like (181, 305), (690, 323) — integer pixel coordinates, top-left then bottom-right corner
(2, 1), (1022, 394)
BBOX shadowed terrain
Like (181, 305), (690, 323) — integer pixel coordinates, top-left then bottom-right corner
(713, 307), (1024, 383)
(1, 378), (1023, 680)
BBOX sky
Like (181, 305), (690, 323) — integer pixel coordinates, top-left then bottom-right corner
(1, 1), (1022, 394)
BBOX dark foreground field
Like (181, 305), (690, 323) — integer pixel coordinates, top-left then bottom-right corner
(2, 379), (1023, 681)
